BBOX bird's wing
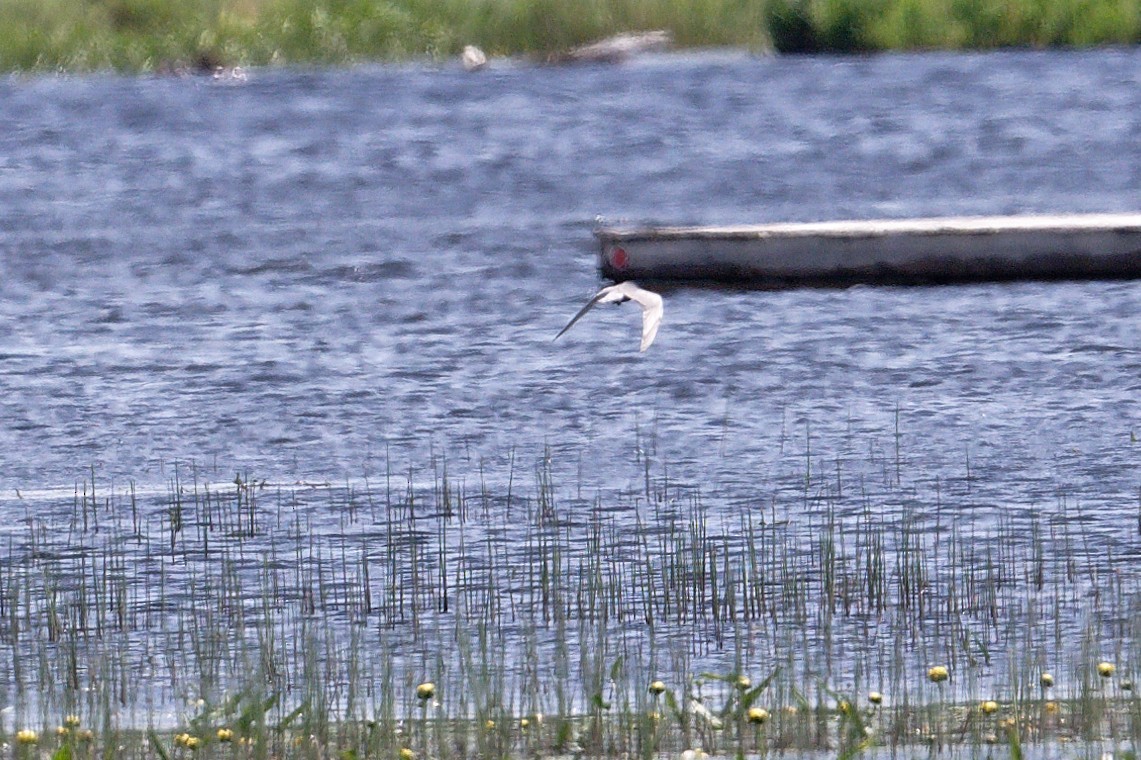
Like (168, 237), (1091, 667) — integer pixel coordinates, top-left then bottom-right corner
(553, 286), (613, 342)
(554, 282), (663, 351)
(638, 296), (663, 352)
(615, 283), (664, 352)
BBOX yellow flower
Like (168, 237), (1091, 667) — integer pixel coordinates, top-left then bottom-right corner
(837, 700), (852, 715)
(746, 707), (770, 725)
(1045, 701), (1059, 714)
(647, 711), (661, 723)
(519, 718), (529, 729)
(64, 715), (81, 728)
(216, 728), (234, 742)
(56, 726), (70, 737)
(980, 700), (999, 714)
(484, 719), (496, 730)
(735, 675), (751, 690)
(1097, 662), (1115, 678)
(185, 736), (201, 750)
(399, 748), (415, 760)
(868, 691), (883, 705)
(1040, 673), (1054, 688)
(16, 729), (38, 745)
(174, 733), (190, 747)
(927, 665), (949, 683)
(416, 682), (436, 700)
(649, 680), (667, 695)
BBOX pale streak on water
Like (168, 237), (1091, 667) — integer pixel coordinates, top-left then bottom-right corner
(0, 49), (1138, 726)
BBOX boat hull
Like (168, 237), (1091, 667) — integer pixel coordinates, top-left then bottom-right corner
(596, 213), (1141, 287)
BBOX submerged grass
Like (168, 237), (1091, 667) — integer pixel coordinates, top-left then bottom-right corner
(0, 0), (1139, 72)
(0, 423), (1137, 758)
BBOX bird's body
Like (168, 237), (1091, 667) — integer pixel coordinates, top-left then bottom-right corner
(554, 281), (664, 352)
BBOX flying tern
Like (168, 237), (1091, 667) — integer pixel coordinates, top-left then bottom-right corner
(554, 281), (664, 352)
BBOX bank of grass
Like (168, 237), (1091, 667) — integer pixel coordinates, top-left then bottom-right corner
(0, 0), (1138, 72)
(2, 673), (1139, 759)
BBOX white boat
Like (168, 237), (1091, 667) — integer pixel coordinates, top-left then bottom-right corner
(595, 212), (1141, 287)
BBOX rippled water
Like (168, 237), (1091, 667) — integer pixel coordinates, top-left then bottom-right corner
(0, 48), (1139, 727)
(1, 48), (1138, 490)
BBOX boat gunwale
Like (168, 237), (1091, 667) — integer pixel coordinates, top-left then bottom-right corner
(594, 212), (1141, 243)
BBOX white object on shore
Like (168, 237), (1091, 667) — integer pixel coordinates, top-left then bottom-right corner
(461, 45), (488, 71)
(554, 281), (664, 352)
(559, 31), (672, 64)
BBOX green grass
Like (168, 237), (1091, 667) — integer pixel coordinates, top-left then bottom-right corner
(0, 684), (1138, 758)
(0, 0), (1139, 72)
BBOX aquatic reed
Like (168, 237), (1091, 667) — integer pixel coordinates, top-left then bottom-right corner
(0, 424), (1135, 757)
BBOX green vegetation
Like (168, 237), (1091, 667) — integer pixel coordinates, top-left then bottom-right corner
(0, 0), (1138, 73)
(4, 686), (1140, 758)
(766, 0), (1141, 52)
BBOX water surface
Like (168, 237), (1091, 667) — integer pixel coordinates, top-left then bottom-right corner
(0, 48), (1138, 727)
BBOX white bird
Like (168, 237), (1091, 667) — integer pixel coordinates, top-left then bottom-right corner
(554, 281), (664, 352)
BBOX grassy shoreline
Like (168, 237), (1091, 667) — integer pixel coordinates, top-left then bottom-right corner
(0, 0), (1139, 73)
(4, 692), (1140, 759)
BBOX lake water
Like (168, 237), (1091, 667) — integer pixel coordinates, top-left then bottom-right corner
(0, 48), (1138, 733)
